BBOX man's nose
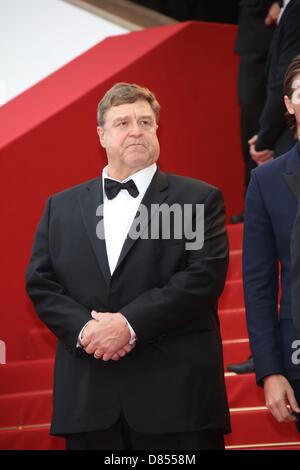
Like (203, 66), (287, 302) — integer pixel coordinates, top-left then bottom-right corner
(129, 121), (142, 135)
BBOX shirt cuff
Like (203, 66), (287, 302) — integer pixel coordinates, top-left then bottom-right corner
(76, 321), (91, 348)
(125, 319), (137, 345)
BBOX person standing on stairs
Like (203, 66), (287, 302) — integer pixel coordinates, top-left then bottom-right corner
(26, 83), (230, 450)
(243, 55), (300, 429)
(230, 0), (280, 225)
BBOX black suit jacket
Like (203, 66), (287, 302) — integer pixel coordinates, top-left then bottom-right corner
(26, 169), (230, 436)
(235, 0), (275, 54)
(255, 0), (300, 153)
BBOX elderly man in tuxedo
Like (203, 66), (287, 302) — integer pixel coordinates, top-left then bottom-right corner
(26, 83), (230, 450)
(243, 55), (300, 428)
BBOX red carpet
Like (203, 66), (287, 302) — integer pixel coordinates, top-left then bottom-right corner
(1, 223), (299, 449)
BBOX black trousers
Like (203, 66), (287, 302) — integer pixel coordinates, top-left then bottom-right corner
(237, 51), (268, 190)
(65, 412), (225, 450)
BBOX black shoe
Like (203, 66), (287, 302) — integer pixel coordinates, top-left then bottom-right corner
(230, 212), (244, 224)
(227, 356), (254, 374)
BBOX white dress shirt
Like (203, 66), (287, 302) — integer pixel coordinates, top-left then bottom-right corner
(78, 162), (157, 346)
(103, 163), (157, 274)
(277, 0), (291, 23)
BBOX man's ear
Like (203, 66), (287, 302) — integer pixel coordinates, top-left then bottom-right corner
(97, 126), (106, 148)
(284, 95), (295, 114)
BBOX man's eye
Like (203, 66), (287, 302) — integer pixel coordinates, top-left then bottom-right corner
(117, 121), (128, 127)
(140, 120), (151, 127)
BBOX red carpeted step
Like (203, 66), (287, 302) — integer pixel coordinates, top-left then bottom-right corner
(0, 425), (64, 450)
(226, 250), (242, 282)
(222, 339), (251, 367)
(0, 374), (264, 428)
(219, 280), (245, 310)
(27, 328), (56, 359)
(0, 390), (52, 427)
(0, 374), (264, 427)
(0, 358), (54, 394)
(1, 423), (298, 450)
(228, 443), (300, 450)
(2, 411), (298, 450)
(227, 223), (243, 251)
(219, 308), (248, 341)
(225, 408), (300, 447)
(225, 373), (263, 408)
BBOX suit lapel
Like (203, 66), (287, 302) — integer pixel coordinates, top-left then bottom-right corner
(291, 207), (300, 338)
(78, 177), (111, 285)
(284, 143), (300, 337)
(283, 165), (300, 200)
(283, 143), (300, 199)
(114, 169), (169, 273)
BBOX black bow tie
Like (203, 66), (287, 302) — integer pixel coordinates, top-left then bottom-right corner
(104, 178), (139, 200)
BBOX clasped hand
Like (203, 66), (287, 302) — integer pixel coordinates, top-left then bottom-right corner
(80, 310), (134, 362)
(248, 135), (274, 165)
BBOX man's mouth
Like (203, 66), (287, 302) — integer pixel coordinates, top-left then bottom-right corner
(127, 143), (146, 148)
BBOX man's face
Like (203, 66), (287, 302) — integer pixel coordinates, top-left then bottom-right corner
(98, 99), (160, 175)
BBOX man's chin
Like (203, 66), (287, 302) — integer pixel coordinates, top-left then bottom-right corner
(125, 151), (149, 165)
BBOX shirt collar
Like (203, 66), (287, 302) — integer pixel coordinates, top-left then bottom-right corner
(278, 0), (291, 22)
(102, 163), (157, 198)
